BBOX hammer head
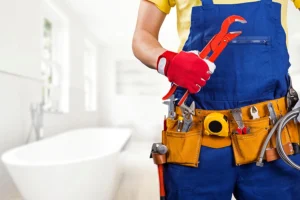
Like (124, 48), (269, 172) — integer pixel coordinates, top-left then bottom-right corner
(150, 143), (168, 158)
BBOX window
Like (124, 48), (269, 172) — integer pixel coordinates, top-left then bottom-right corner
(43, 19), (52, 61)
(84, 39), (97, 111)
(41, 1), (69, 113)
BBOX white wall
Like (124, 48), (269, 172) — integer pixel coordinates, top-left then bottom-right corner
(0, 0), (106, 199)
(0, 0), (41, 80)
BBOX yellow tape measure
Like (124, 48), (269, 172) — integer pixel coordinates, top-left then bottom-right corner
(204, 113), (229, 137)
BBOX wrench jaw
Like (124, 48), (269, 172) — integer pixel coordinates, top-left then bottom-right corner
(226, 31), (243, 40)
(208, 31), (242, 62)
(180, 101), (195, 132)
(205, 16), (246, 62)
(180, 101), (196, 116)
(163, 95), (178, 119)
(222, 15), (247, 27)
(250, 106), (258, 114)
(214, 15), (247, 48)
(235, 19), (247, 24)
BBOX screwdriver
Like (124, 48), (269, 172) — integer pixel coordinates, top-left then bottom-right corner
(177, 116), (184, 132)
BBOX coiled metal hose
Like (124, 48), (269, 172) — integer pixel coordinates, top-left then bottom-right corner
(256, 107), (300, 169)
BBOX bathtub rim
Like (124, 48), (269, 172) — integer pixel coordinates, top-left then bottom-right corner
(1, 127), (132, 167)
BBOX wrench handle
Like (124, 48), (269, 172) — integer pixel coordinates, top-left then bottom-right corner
(163, 84), (178, 100)
(163, 85), (189, 106)
(199, 35), (216, 60)
(158, 164), (166, 199)
(200, 32), (242, 62)
(178, 91), (189, 106)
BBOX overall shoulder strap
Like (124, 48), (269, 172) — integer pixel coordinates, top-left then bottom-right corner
(201, 0), (214, 6)
(262, 0), (272, 5)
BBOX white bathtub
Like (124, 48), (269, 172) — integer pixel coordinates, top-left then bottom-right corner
(1, 128), (132, 200)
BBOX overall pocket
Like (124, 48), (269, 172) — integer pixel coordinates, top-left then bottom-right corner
(162, 118), (203, 167)
(231, 117), (270, 166)
(204, 36), (271, 45)
(203, 36), (273, 101)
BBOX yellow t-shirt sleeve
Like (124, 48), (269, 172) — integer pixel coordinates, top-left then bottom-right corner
(293, 0), (300, 8)
(146, 0), (176, 14)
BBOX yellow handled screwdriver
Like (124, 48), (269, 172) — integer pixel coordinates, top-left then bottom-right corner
(177, 116), (184, 132)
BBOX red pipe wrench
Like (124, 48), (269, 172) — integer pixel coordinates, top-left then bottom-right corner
(162, 15), (247, 106)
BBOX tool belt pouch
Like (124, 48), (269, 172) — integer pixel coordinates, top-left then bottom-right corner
(285, 120), (300, 146)
(265, 120), (299, 162)
(231, 117), (299, 165)
(162, 118), (203, 167)
(231, 117), (271, 166)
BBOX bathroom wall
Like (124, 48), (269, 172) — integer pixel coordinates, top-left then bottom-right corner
(0, 0), (108, 199)
(0, 0), (41, 80)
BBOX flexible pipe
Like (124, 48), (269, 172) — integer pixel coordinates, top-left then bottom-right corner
(256, 107), (300, 169)
(276, 109), (300, 169)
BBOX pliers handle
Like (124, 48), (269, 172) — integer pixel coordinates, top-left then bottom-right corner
(162, 15), (247, 105)
(236, 127), (249, 135)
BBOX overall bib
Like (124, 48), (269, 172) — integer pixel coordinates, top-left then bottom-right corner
(176, 0), (290, 110)
(164, 0), (300, 199)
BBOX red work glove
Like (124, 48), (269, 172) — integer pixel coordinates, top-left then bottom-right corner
(157, 50), (216, 94)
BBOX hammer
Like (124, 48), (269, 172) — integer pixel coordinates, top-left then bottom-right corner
(150, 143), (168, 200)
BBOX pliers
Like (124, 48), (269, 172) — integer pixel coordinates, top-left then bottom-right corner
(162, 15), (247, 106)
(231, 108), (250, 135)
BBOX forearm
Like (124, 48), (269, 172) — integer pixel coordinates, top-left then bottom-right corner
(132, 29), (166, 69)
(132, 0), (168, 69)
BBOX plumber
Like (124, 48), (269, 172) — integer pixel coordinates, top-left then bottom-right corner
(132, 0), (300, 199)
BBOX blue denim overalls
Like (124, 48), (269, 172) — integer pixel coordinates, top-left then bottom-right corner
(164, 0), (300, 199)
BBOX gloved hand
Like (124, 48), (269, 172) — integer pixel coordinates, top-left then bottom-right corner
(157, 50), (216, 94)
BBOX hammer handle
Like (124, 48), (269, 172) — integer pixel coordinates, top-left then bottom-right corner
(158, 164), (166, 199)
